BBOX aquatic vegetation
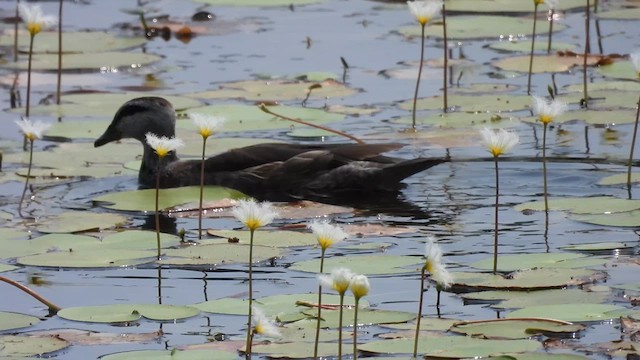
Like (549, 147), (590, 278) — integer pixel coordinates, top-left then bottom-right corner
(318, 267), (354, 360)
(349, 274), (370, 360)
(14, 118), (51, 218)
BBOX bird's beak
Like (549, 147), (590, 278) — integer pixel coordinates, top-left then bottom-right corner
(94, 127), (120, 147)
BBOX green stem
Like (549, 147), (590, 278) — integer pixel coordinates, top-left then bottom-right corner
(13, 0), (19, 62)
(56, 0), (63, 106)
(155, 160), (161, 260)
(411, 23), (426, 130)
(18, 138), (33, 218)
(493, 156), (499, 275)
(413, 267), (426, 358)
(338, 293), (344, 360)
(26, 33), (34, 118)
(198, 137), (207, 240)
(313, 249), (326, 360)
(353, 297), (360, 360)
(246, 229), (255, 360)
(527, 3), (539, 95)
(442, 2), (448, 113)
(542, 123), (550, 213)
(627, 95), (640, 195)
(547, 9), (554, 54)
(583, 0), (590, 108)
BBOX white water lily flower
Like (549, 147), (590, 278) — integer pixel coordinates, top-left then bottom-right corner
(424, 237), (452, 289)
(15, 118), (51, 141)
(145, 133), (183, 158)
(18, 4), (57, 36)
(531, 96), (568, 125)
(232, 199), (278, 231)
(630, 51), (640, 76)
(350, 274), (370, 300)
(407, 0), (442, 26)
(251, 306), (281, 338)
(480, 127), (519, 158)
(319, 267), (355, 295)
(308, 221), (349, 251)
(191, 113), (225, 139)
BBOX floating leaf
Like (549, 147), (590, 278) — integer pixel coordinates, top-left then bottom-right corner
(58, 304), (199, 323)
(469, 253), (606, 272)
(562, 242), (632, 251)
(252, 342), (344, 359)
(599, 173), (640, 185)
(2, 52), (162, 71)
(101, 349), (237, 360)
(182, 104), (344, 132)
(397, 94), (531, 112)
(300, 308), (416, 328)
(514, 196), (640, 214)
(100, 230), (183, 251)
(521, 109), (638, 126)
(0, 233), (99, 260)
(0, 31), (146, 53)
(290, 254), (421, 275)
(28, 328), (161, 345)
(0, 335), (69, 357)
(450, 318), (584, 339)
(399, 16), (566, 40)
(188, 79), (357, 101)
(37, 211), (128, 233)
(506, 304), (627, 322)
(286, 128), (339, 140)
(598, 60), (639, 81)
(0, 312), (40, 332)
(194, 0), (324, 6)
(160, 243), (282, 266)
(597, 7), (640, 20)
(489, 40), (577, 53)
(492, 55), (600, 73)
(461, 289), (609, 309)
(204, 229), (317, 248)
(17, 248), (156, 268)
(571, 211), (640, 227)
(451, 268), (599, 291)
(93, 186), (246, 212)
(446, 0), (590, 13)
(360, 334), (541, 357)
(564, 81), (640, 93)
(392, 112), (519, 129)
(0, 264), (19, 272)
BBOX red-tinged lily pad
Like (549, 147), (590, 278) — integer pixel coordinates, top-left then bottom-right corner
(514, 196), (640, 214)
(359, 334), (541, 357)
(0, 334), (69, 357)
(506, 303), (628, 322)
(58, 304), (199, 323)
(0, 312), (40, 332)
(450, 318), (584, 339)
(101, 349), (237, 360)
(451, 268), (601, 292)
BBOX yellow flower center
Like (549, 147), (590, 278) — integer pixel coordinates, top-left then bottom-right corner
(539, 115), (553, 125)
(199, 128), (213, 138)
(27, 23), (42, 36)
(416, 16), (431, 26)
(245, 218), (261, 231)
(318, 237), (333, 250)
(534, 0), (545, 5)
(154, 147), (170, 158)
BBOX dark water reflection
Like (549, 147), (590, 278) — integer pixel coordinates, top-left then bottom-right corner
(0, 0), (639, 359)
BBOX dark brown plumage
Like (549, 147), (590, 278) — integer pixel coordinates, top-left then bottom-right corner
(94, 97), (447, 202)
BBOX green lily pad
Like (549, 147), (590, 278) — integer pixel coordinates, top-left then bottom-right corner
(506, 303), (627, 322)
(452, 268), (599, 291)
(382, 317), (459, 331)
(521, 109), (638, 126)
(1, 31), (146, 53)
(100, 230), (183, 251)
(450, 318), (584, 339)
(492, 353), (592, 360)
(571, 211), (640, 227)
(562, 242), (632, 251)
(398, 94), (532, 112)
(360, 334), (541, 357)
(159, 243), (282, 266)
(21, 93), (201, 118)
(101, 349), (237, 360)
(58, 304), (199, 323)
(290, 254), (421, 275)
(17, 248), (156, 268)
(392, 112), (519, 128)
(301, 308), (415, 328)
(0, 264), (19, 272)
(0, 312), (40, 331)
(286, 127), (339, 139)
(597, 7), (640, 20)
(2, 52), (162, 71)
(514, 196), (640, 214)
(182, 104), (344, 132)
(93, 186), (246, 212)
(461, 289), (609, 309)
(399, 16), (567, 40)
(0, 335), (69, 357)
(556, 89), (639, 109)
(469, 253), (606, 272)
(493, 55), (599, 74)
(598, 173), (640, 185)
(0, 233), (99, 260)
(565, 81), (640, 93)
(489, 40), (577, 53)
(252, 342), (345, 359)
(188, 79), (357, 101)
(204, 229), (317, 248)
(194, 0), (324, 6)
(598, 60), (640, 81)
(37, 211), (128, 233)
(446, 0), (591, 13)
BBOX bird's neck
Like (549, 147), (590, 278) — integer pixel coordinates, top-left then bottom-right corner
(139, 143), (179, 188)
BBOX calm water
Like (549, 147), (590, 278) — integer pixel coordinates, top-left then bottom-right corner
(0, 0), (639, 359)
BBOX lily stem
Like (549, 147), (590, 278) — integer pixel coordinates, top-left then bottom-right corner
(627, 95), (640, 196)
(313, 250), (326, 360)
(18, 138), (33, 218)
(527, 3), (539, 95)
(198, 137), (207, 240)
(413, 267), (426, 358)
(411, 23), (426, 130)
(0, 276), (61, 313)
(493, 156), (500, 274)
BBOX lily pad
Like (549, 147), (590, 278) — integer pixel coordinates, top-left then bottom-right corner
(204, 229), (317, 248)
(514, 196), (640, 214)
(597, 7), (640, 20)
(2, 52), (162, 71)
(0, 264), (19, 272)
(17, 248), (156, 268)
(289, 254), (421, 275)
(300, 308), (416, 328)
(461, 289), (609, 309)
(521, 109), (638, 126)
(37, 211), (128, 233)
(451, 268), (600, 291)
(252, 342), (344, 359)
(489, 40), (577, 53)
(446, 0), (591, 13)
(194, 0), (324, 6)
(0, 233), (99, 260)
(182, 104), (344, 132)
(450, 318), (584, 339)
(159, 243), (282, 266)
(598, 60), (640, 81)
(392, 112), (519, 129)
(506, 303), (627, 322)
(469, 253), (607, 272)
(598, 173), (640, 185)
(1, 31), (146, 53)
(58, 304), (199, 323)
(100, 230), (183, 251)
(564, 81), (640, 93)
(0, 335), (69, 357)
(399, 16), (567, 40)
(360, 334), (541, 357)
(189, 79), (357, 101)
(93, 186), (246, 212)
(0, 312), (40, 331)
(101, 349), (237, 360)
(493, 55), (600, 73)
(398, 94), (532, 112)
(562, 242), (632, 251)
(571, 211), (640, 227)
